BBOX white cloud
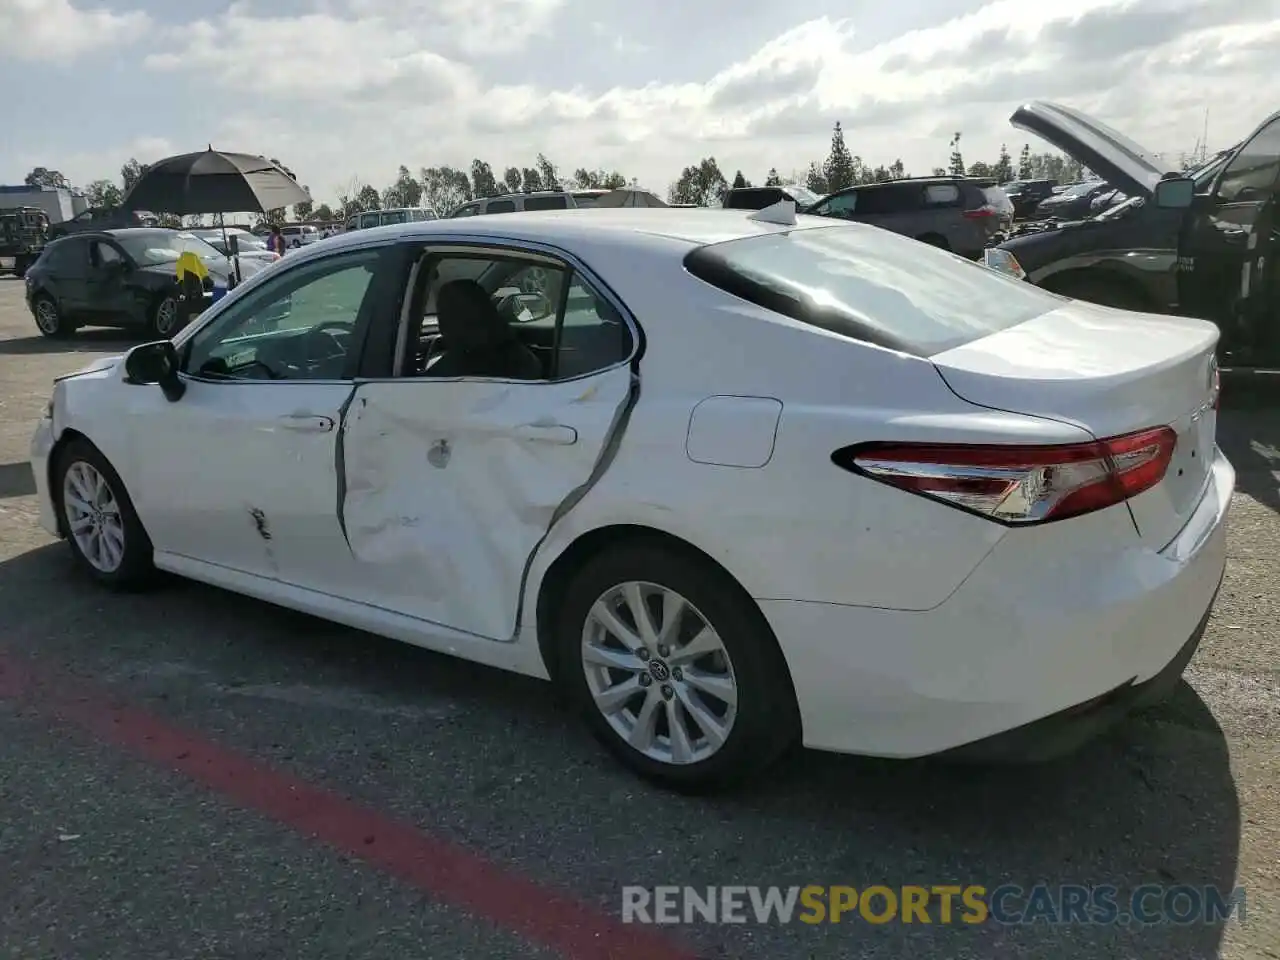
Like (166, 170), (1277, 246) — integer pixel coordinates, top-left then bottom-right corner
(36, 0), (1280, 199)
(0, 0), (150, 60)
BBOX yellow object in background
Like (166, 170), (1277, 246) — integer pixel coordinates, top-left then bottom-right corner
(175, 251), (209, 284)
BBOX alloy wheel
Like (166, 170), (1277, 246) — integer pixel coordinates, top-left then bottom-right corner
(154, 297), (178, 335)
(62, 460), (126, 573)
(35, 299), (60, 334)
(581, 581), (739, 765)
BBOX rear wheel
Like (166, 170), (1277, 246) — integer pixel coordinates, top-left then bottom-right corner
(33, 294), (72, 338)
(556, 541), (799, 792)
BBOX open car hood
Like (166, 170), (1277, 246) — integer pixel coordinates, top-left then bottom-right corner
(1009, 101), (1168, 199)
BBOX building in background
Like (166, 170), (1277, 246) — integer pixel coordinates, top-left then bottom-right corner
(0, 185), (87, 223)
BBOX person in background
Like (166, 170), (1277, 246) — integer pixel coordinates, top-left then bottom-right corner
(266, 223), (287, 256)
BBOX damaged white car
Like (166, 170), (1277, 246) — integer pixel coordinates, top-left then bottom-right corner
(31, 207), (1232, 790)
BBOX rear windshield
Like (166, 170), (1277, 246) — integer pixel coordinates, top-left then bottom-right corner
(683, 225), (1065, 356)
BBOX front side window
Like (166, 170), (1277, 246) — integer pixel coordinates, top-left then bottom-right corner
(451, 203), (480, 218)
(183, 250), (382, 381)
(90, 240), (122, 266)
(684, 224), (1065, 357)
(1215, 117), (1280, 205)
(358, 213), (380, 229)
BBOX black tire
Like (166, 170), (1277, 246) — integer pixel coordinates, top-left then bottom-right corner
(917, 233), (951, 251)
(556, 540), (799, 792)
(13, 254), (30, 278)
(53, 437), (156, 590)
(32, 293), (72, 339)
(147, 292), (181, 339)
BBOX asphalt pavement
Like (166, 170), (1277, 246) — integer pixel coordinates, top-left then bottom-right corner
(0, 275), (1276, 960)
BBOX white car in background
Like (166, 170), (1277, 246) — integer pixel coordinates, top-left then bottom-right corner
(29, 207), (1231, 791)
(191, 228), (280, 278)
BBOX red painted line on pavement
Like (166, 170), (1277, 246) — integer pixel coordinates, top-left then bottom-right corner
(0, 654), (700, 960)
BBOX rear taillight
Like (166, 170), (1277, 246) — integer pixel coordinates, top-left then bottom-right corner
(1210, 359), (1221, 411)
(963, 206), (997, 219)
(834, 426), (1177, 525)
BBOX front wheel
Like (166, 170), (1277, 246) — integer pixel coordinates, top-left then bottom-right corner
(556, 541), (799, 792)
(148, 293), (180, 338)
(54, 438), (156, 589)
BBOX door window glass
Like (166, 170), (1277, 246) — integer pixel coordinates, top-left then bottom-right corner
(485, 199), (516, 214)
(923, 184), (962, 206)
(813, 192), (857, 218)
(1216, 118), (1280, 205)
(183, 250), (382, 382)
(554, 274), (634, 378)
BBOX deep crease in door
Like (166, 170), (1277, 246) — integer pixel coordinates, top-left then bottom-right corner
(335, 368), (636, 640)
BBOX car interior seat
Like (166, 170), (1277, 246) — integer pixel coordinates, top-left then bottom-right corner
(424, 279), (543, 379)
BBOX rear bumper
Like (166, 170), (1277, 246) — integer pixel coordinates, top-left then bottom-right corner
(761, 449), (1234, 758)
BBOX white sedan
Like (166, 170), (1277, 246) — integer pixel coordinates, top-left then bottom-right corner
(29, 207), (1232, 790)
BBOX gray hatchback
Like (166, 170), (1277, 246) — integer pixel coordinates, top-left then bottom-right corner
(805, 176), (1014, 259)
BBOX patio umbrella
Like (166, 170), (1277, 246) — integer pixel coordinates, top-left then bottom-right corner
(120, 147), (309, 215)
(592, 188), (667, 208)
(120, 147), (309, 285)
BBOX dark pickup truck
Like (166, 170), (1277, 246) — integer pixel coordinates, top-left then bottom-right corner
(997, 101), (1280, 368)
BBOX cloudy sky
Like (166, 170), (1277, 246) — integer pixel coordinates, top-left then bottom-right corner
(2, 0), (1279, 202)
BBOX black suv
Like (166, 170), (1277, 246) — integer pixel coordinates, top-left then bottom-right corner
(47, 207), (159, 240)
(805, 176), (1014, 260)
(997, 100), (1280, 367)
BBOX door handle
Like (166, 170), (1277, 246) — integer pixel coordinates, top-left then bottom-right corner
(278, 414), (335, 433)
(513, 423), (578, 445)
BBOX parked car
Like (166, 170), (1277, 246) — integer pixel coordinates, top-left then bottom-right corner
(1002, 179), (1058, 219)
(721, 184), (823, 211)
(1090, 187), (1128, 214)
(1027, 179), (1113, 220)
(806, 176), (1013, 259)
(447, 191), (585, 217)
(23, 228), (229, 339)
(28, 207), (1230, 791)
(47, 207), (159, 240)
(345, 208), (438, 231)
(281, 224), (321, 248)
(190, 228), (280, 278)
(998, 100), (1280, 367)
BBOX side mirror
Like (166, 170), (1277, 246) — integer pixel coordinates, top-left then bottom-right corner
(123, 340), (185, 402)
(1154, 177), (1195, 210)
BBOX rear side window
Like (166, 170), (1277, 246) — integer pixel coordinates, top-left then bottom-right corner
(853, 184), (918, 215)
(683, 225), (1065, 357)
(923, 184), (961, 206)
(523, 195), (568, 211)
(451, 203), (480, 218)
(486, 199), (516, 214)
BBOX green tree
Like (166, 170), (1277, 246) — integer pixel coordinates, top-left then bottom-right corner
(24, 167), (70, 189)
(120, 158), (147, 193)
(1017, 143), (1033, 179)
(931, 166), (947, 177)
(502, 166), (522, 193)
(313, 203), (334, 221)
(84, 179), (123, 210)
(355, 183), (381, 210)
(993, 144), (1014, 184)
(948, 133), (965, 176)
(967, 161), (993, 178)
(804, 161), (828, 195)
(731, 170), (748, 189)
(420, 166), (472, 214)
(763, 168), (782, 187)
(535, 153), (559, 190)
(889, 159), (906, 179)
(470, 160), (499, 198)
(382, 165), (421, 208)
(822, 122), (856, 192)
(601, 171), (628, 189)
(293, 197), (314, 220)
(667, 157), (728, 206)
(520, 167), (543, 193)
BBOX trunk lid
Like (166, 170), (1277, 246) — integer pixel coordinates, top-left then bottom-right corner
(1009, 100), (1167, 199)
(931, 299), (1220, 550)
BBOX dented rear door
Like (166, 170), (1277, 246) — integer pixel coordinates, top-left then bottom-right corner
(340, 365), (634, 641)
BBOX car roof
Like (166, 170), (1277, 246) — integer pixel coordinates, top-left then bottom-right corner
(305, 207), (842, 258)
